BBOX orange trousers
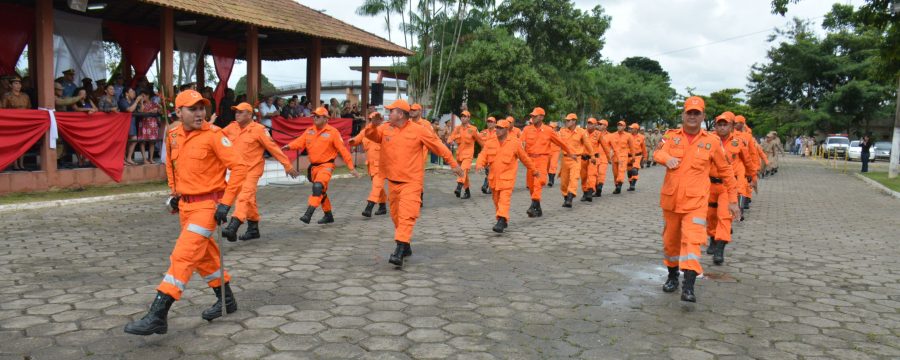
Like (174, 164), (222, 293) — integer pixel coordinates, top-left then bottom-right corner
(388, 180), (424, 243)
(526, 155), (549, 200)
(611, 157), (628, 184)
(738, 176), (751, 198)
(580, 157), (597, 192)
(157, 200), (231, 300)
(456, 157), (472, 188)
(491, 187), (512, 220)
(367, 172), (387, 203)
(559, 157), (580, 197)
(308, 164), (335, 211)
(630, 155), (642, 181)
(706, 184), (732, 242)
(232, 163), (263, 222)
(596, 160), (609, 186)
(662, 207), (707, 274)
(548, 150), (560, 175)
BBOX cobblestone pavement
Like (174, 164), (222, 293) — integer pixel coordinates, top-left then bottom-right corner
(1, 157), (898, 359)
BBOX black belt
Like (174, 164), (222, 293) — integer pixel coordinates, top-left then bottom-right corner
(307, 158), (336, 179)
(710, 177), (723, 184)
(708, 202), (718, 208)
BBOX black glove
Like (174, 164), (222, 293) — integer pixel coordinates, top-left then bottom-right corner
(214, 203), (230, 225)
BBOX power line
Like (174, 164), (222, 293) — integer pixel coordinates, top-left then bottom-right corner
(651, 16), (825, 57)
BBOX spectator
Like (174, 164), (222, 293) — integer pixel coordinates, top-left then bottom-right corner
(97, 84), (118, 112)
(282, 98), (300, 118)
(138, 90), (161, 165)
(275, 97), (285, 115)
(58, 69), (78, 97)
(860, 135), (873, 173)
(2, 76), (33, 170)
(437, 119), (450, 143)
(258, 96), (278, 128)
(329, 98), (341, 118)
(215, 88), (236, 128)
(70, 88), (97, 114)
(119, 88), (144, 165)
(806, 137), (816, 157)
(20, 76), (37, 109)
(81, 78), (94, 97)
(113, 76), (125, 100)
(201, 87), (215, 118)
(55, 81), (83, 112)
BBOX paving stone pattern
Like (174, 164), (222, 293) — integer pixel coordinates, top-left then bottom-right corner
(1, 157), (898, 359)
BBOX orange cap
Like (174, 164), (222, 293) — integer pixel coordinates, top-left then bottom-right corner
(629, 123), (640, 129)
(505, 116), (515, 123)
(410, 103), (422, 111)
(313, 106), (329, 117)
(174, 90), (210, 108)
(734, 115), (746, 123)
(565, 113), (578, 120)
(530, 107), (545, 116)
(684, 96), (705, 112)
(599, 119), (609, 126)
(368, 111), (382, 119)
(231, 102), (253, 112)
(496, 119), (511, 128)
(617, 120), (626, 127)
(385, 99), (411, 112)
(586, 118), (598, 124)
(460, 110), (470, 117)
(715, 111), (735, 123)
(486, 116), (496, 122)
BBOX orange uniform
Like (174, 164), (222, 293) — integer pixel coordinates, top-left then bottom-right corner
(558, 126), (593, 198)
(160, 121), (248, 300)
(412, 117), (432, 164)
(584, 128), (611, 193)
(594, 129), (615, 188)
(349, 131), (386, 204)
(708, 131), (752, 243)
(521, 123), (573, 200)
(476, 133), (536, 221)
(365, 120), (458, 243)
(630, 130), (646, 181)
(447, 123), (482, 190)
(607, 129), (635, 185)
(654, 128), (738, 275)
(222, 121), (294, 223)
(286, 124), (355, 213)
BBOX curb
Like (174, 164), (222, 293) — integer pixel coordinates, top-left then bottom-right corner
(0, 190), (170, 213)
(854, 173), (900, 200)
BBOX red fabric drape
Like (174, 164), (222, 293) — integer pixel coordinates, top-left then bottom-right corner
(0, 4), (34, 76)
(208, 38), (238, 114)
(105, 22), (160, 87)
(270, 116), (353, 161)
(55, 112), (132, 182)
(0, 110), (49, 171)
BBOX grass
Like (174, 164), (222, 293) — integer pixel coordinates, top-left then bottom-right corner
(861, 172), (900, 193)
(0, 181), (168, 205)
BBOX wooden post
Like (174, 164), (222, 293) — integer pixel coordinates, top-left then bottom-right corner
(196, 52), (205, 88)
(361, 50), (370, 112)
(35, 0), (55, 175)
(306, 38), (321, 108)
(160, 8), (174, 99)
(246, 25), (259, 105)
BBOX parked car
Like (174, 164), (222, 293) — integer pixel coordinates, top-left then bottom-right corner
(822, 136), (850, 159)
(848, 140), (875, 161)
(874, 141), (891, 160)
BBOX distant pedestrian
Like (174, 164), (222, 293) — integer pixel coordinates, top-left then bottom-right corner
(860, 135), (873, 173)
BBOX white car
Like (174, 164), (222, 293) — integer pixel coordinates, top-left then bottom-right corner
(848, 140), (875, 162)
(822, 136), (850, 159)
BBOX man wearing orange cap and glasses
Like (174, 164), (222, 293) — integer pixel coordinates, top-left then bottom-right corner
(608, 120), (635, 194)
(654, 96), (739, 302)
(558, 113), (594, 207)
(220, 102), (300, 242)
(476, 119), (539, 232)
(283, 106), (359, 225)
(125, 90), (249, 335)
(349, 111), (388, 217)
(365, 99), (464, 267)
(447, 110), (483, 199)
(628, 123), (646, 191)
(522, 107), (574, 217)
(478, 116), (499, 194)
(706, 111), (751, 265)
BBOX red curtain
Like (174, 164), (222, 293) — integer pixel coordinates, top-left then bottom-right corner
(271, 116), (353, 161)
(0, 4), (34, 76)
(0, 110), (49, 171)
(105, 22), (160, 87)
(55, 112), (132, 182)
(208, 38), (238, 114)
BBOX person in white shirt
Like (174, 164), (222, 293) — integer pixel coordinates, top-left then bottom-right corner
(258, 96), (278, 128)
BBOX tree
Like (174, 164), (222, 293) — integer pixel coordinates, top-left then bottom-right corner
(234, 74), (277, 97)
(590, 63), (675, 127)
(621, 56), (670, 83)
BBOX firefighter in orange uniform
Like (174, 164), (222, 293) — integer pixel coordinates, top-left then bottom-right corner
(220, 102), (300, 242)
(582, 118), (609, 201)
(447, 110), (482, 199)
(593, 119), (616, 197)
(608, 120), (635, 194)
(547, 121), (561, 187)
(654, 96), (739, 302)
(283, 107), (359, 225)
(706, 111), (751, 265)
(558, 113), (594, 207)
(507, 116), (522, 138)
(522, 107), (574, 217)
(476, 119), (539, 233)
(125, 90), (249, 336)
(479, 117), (498, 194)
(349, 111), (388, 217)
(628, 123), (646, 191)
(365, 99), (464, 267)
(733, 115), (759, 212)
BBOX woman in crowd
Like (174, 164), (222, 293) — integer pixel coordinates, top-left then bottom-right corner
(138, 90), (161, 165)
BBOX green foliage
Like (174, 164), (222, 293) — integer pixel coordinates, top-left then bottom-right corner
(234, 74), (277, 97)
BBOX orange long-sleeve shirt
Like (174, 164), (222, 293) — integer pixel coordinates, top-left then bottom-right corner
(608, 130), (635, 162)
(631, 133), (646, 158)
(349, 131), (381, 175)
(476, 135), (536, 190)
(589, 130), (614, 162)
(654, 129), (737, 213)
(365, 120), (459, 183)
(719, 132), (751, 180)
(286, 124), (354, 170)
(222, 121), (294, 173)
(521, 123), (573, 156)
(448, 123), (481, 159)
(165, 121), (248, 205)
(559, 127), (594, 156)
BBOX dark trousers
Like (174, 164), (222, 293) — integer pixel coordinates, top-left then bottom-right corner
(861, 153), (870, 173)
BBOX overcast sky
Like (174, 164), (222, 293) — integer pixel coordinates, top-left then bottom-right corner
(227, 0), (863, 98)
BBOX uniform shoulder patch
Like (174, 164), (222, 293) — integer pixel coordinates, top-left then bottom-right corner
(221, 136), (232, 147)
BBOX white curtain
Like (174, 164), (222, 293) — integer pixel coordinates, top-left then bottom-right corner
(175, 32), (207, 85)
(53, 11), (106, 82)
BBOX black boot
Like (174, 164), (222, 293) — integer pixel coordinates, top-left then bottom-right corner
(299, 206), (316, 224)
(706, 237), (716, 255)
(317, 211), (334, 224)
(492, 217), (508, 233)
(374, 203), (387, 215)
(663, 267), (679, 293)
(362, 201), (375, 217)
(547, 174), (555, 187)
(461, 188), (471, 199)
(201, 282), (237, 321)
(388, 241), (411, 266)
(454, 183), (463, 197)
(681, 270), (698, 302)
(481, 177), (490, 194)
(221, 217), (242, 242)
(613, 183), (622, 194)
(562, 193), (574, 208)
(627, 179), (636, 191)
(581, 189), (593, 202)
(594, 184), (603, 197)
(239, 221), (260, 241)
(713, 241), (726, 265)
(534, 201), (543, 217)
(526, 200), (538, 218)
(124, 292), (175, 335)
